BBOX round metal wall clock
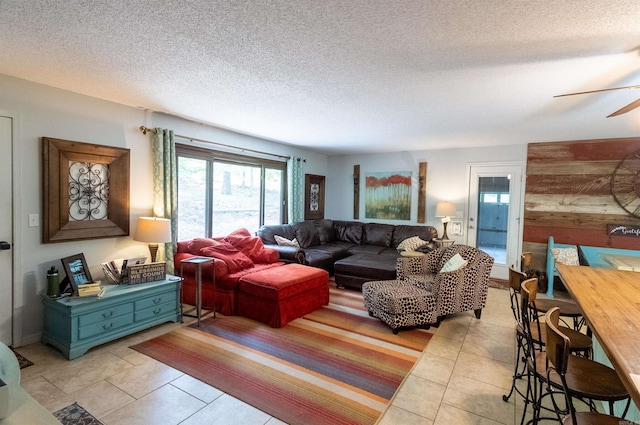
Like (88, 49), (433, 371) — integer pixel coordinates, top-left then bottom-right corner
(611, 149), (640, 218)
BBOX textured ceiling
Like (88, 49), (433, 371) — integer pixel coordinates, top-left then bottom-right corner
(2, 1), (640, 154)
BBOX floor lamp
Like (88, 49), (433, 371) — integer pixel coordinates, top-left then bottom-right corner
(435, 201), (456, 240)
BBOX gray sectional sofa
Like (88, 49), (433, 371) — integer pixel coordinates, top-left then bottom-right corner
(256, 219), (439, 290)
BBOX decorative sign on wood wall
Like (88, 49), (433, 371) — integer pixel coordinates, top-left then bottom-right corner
(607, 223), (640, 238)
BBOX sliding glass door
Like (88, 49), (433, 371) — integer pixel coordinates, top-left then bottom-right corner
(177, 146), (286, 240)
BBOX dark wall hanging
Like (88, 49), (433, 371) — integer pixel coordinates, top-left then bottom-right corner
(417, 162), (428, 223)
(42, 137), (130, 243)
(304, 174), (325, 221)
(353, 164), (360, 219)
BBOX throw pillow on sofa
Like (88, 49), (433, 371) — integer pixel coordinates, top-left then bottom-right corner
(274, 235), (300, 247)
(551, 247), (579, 266)
(397, 236), (428, 252)
(200, 242), (254, 273)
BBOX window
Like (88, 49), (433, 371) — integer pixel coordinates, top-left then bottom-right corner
(177, 145), (287, 240)
(483, 193), (498, 203)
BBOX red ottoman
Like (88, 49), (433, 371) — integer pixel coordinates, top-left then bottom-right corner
(237, 263), (330, 328)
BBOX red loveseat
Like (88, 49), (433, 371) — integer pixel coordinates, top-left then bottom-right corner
(175, 228), (285, 316)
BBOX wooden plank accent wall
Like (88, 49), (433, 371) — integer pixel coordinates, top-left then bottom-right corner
(523, 138), (640, 265)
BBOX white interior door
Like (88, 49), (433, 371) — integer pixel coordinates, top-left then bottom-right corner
(467, 163), (523, 280)
(0, 115), (13, 345)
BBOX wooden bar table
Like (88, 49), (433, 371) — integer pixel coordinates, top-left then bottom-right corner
(557, 263), (640, 414)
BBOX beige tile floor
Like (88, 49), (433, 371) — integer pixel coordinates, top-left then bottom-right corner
(15, 286), (524, 425)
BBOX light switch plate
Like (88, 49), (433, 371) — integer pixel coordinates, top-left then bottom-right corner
(28, 213), (39, 227)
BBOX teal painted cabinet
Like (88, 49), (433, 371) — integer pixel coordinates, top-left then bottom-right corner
(42, 276), (181, 359)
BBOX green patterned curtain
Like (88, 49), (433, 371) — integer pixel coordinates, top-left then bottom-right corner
(152, 128), (178, 273)
(288, 157), (304, 223)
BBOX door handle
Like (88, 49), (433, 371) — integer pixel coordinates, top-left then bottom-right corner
(0, 241), (10, 250)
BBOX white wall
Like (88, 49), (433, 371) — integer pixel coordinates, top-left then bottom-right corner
(0, 71), (533, 346)
(0, 74), (327, 346)
(325, 144), (528, 243)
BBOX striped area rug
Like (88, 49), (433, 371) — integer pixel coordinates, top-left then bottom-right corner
(131, 287), (433, 425)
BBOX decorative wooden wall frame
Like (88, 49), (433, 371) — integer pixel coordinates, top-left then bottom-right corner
(304, 174), (325, 220)
(353, 164), (360, 219)
(417, 162), (428, 223)
(42, 137), (130, 243)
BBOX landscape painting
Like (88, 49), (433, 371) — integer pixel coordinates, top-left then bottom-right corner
(365, 171), (412, 220)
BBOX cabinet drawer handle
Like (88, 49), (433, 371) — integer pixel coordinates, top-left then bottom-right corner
(102, 323), (113, 330)
(153, 297), (162, 304)
(102, 311), (114, 318)
(153, 308), (162, 314)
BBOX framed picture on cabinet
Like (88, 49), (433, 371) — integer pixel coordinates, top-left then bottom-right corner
(60, 253), (94, 296)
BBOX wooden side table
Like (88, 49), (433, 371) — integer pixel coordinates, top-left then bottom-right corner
(180, 256), (215, 327)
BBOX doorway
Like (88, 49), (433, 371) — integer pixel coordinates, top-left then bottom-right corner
(0, 115), (13, 345)
(467, 163), (524, 280)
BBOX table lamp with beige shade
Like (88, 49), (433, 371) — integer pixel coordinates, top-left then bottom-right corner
(134, 217), (172, 263)
(435, 201), (456, 240)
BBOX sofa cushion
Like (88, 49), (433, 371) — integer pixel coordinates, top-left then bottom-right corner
(309, 242), (353, 258)
(315, 219), (336, 244)
(347, 244), (389, 255)
(302, 249), (335, 271)
(293, 221), (321, 247)
(217, 262), (285, 291)
(334, 220), (363, 244)
(362, 223), (394, 247)
(201, 242), (254, 273)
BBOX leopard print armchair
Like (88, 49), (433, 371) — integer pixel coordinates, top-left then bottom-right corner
(396, 244), (494, 323)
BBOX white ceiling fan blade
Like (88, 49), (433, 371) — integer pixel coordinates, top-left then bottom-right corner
(607, 98), (640, 117)
(554, 85), (640, 98)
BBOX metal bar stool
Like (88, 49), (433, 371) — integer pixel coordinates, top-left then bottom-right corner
(515, 279), (594, 424)
(503, 269), (592, 404)
(544, 307), (631, 424)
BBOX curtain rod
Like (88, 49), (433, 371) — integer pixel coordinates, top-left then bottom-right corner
(139, 126), (297, 161)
